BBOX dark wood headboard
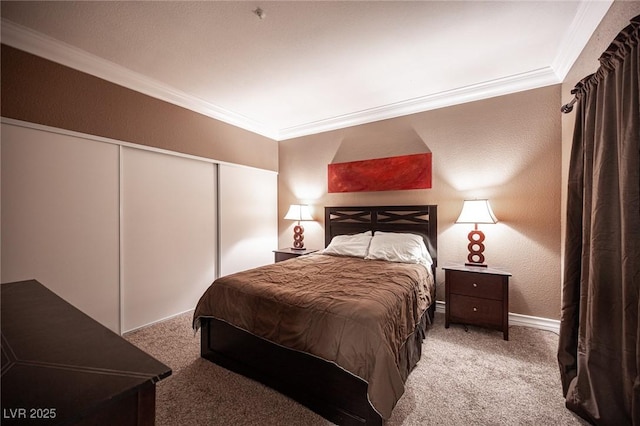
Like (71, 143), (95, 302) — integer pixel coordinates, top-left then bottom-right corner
(324, 205), (438, 267)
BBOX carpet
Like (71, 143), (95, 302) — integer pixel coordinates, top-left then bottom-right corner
(124, 311), (587, 425)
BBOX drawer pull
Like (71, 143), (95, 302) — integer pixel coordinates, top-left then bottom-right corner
(473, 307), (478, 312)
(472, 283), (478, 288)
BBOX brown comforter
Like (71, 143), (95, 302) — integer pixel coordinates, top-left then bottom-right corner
(193, 254), (434, 419)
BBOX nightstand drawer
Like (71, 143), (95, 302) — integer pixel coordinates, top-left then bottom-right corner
(447, 270), (503, 300)
(449, 294), (503, 327)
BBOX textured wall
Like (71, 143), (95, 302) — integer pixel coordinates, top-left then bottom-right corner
(279, 85), (562, 320)
(1, 45), (279, 172)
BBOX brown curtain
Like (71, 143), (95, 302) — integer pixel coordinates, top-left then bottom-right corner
(558, 15), (640, 426)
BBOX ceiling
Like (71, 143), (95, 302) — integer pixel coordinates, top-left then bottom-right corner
(1, 1), (612, 140)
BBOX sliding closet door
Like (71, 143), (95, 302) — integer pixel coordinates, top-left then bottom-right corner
(218, 164), (277, 276)
(1, 123), (120, 332)
(121, 147), (216, 332)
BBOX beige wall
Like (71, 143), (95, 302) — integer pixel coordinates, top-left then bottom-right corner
(279, 85), (562, 319)
(0, 44), (279, 172)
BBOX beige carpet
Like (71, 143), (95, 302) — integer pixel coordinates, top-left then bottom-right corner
(124, 311), (588, 425)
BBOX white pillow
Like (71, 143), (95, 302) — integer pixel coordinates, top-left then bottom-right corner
(322, 231), (372, 258)
(365, 231), (433, 266)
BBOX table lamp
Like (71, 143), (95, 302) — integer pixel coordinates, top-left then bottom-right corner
(455, 199), (497, 267)
(284, 204), (313, 249)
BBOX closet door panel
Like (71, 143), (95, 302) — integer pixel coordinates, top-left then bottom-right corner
(1, 123), (120, 332)
(218, 165), (277, 276)
(121, 147), (216, 332)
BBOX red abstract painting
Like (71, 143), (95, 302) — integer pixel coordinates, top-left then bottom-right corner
(328, 153), (432, 193)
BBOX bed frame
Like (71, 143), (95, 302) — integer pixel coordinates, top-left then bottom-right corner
(200, 205), (437, 425)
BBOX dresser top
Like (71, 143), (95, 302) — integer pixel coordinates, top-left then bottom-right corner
(1, 280), (172, 424)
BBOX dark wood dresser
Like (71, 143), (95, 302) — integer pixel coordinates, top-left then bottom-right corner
(1, 280), (171, 425)
(444, 265), (511, 340)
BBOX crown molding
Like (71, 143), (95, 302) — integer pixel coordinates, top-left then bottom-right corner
(1, 19), (280, 140)
(551, 0), (613, 81)
(277, 66), (560, 140)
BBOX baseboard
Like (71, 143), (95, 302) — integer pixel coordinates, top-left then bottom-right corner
(508, 312), (560, 334)
(435, 301), (560, 334)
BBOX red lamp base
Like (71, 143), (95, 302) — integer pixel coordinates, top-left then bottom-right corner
(292, 224), (305, 249)
(465, 227), (488, 268)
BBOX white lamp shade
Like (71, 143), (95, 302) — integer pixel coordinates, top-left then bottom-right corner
(455, 199), (498, 224)
(284, 204), (313, 221)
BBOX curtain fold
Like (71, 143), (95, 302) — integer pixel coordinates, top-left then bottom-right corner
(558, 15), (640, 425)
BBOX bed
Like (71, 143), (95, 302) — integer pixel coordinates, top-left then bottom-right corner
(193, 205), (438, 425)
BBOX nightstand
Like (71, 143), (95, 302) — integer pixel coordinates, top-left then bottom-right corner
(273, 248), (319, 262)
(444, 265), (511, 340)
